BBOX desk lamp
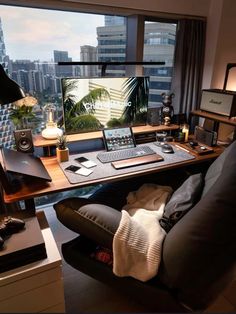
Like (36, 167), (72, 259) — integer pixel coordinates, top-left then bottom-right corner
(223, 63), (236, 91)
(0, 64), (25, 105)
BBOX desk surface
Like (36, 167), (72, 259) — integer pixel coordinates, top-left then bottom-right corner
(33, 124), (180, 147)
(3, 143), (223, 204)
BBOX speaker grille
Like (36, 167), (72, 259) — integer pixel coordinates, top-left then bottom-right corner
(14, 129), (34, 153)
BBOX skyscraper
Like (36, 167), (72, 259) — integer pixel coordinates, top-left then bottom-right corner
(97, 23), (126, 77)
(54, 50), (73, 93)
(54, 50), (73, 77)
(97, 17), (176, 106)
(80, 45), (98, 77)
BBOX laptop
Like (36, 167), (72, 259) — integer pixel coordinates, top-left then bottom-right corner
(1, 148), (52, 182)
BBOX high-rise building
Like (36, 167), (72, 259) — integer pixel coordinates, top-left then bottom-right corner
(97, 23), (127, 77)
(54, 50), (73, 93)
(143, 22), (176, 106)
(105, 16), (125, 26)
(80, 45), (98, 77)
(97, 17), (176, 106)
(54, 50), (73, 77)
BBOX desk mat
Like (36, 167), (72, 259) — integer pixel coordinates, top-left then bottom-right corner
(59, 143), (195, 184)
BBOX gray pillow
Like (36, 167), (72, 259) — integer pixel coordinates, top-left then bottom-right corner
(159, 173), (203, 232)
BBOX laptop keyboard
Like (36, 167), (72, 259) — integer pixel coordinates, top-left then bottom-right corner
(97, 146), (156, 163)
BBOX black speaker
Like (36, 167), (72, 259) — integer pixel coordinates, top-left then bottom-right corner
(14, 129), (34, 153)
(147, 107), (161, 126)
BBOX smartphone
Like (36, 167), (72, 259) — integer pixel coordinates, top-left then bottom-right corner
(64, 165), (93, 176)
(75, 156), (97, 168)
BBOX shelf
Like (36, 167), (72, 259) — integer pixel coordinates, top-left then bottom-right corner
(191, 110), (236, 126)
(33, 124), (180, 148)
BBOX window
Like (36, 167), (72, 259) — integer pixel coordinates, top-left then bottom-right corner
(0, 5), (127, 206)
(0, 5), (127, 142)
(0, 4), (177, 207)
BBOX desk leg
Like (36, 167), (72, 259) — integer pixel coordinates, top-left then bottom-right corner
(24, 198), (36, 212)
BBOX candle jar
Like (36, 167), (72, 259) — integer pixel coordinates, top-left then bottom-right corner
(181, 124), (189, 142)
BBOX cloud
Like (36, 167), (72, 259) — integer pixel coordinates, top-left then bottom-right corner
(1, 5), (104, 60)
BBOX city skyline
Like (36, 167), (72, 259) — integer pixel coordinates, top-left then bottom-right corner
(0, 5), (104, 61)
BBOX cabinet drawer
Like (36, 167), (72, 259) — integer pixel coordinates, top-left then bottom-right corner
(0, 280), (65, 313)
(0, 266), (62, 302)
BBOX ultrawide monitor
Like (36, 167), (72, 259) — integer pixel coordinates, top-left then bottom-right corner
(61, 76), (149, 134)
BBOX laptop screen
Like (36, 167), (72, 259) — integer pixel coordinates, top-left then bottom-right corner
(102, 127), (136, 152)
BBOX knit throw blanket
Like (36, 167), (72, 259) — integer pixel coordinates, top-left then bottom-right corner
(112, 184), (173, 282)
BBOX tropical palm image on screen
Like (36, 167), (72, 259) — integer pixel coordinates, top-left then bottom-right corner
(61, 76), (149, 134)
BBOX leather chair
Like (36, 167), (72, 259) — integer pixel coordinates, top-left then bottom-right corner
(54, 140), (236, 312)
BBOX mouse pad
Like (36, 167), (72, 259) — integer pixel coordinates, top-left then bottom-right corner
(59, 143), (195, 184)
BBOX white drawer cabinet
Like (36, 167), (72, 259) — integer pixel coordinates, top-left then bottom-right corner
(0, 212), (65, 313)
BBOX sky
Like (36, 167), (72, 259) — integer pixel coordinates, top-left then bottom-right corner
(0, 5), (104, 61)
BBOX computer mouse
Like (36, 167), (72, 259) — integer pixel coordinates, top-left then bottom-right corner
(161, 143), (174, 154)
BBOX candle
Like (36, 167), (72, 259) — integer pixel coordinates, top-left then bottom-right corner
(182, 124), (189, 142)
(48, 110), (53, 123)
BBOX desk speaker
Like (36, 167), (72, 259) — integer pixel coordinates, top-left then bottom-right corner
(147, 108), (161, 126)
(14, 129), (34, 153)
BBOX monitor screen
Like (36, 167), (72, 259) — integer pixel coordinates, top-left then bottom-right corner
(61, 76), (149, 134)
(103, 127), (136, 151)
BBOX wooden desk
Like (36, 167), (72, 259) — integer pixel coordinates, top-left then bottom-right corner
(3, 143), (224, 206)
(190, 110), (236, 126)
(190, 110), (236, 140)
(33, 124), (180, 148)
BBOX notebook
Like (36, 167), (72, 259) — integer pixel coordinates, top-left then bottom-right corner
(1, 148), (52, 182)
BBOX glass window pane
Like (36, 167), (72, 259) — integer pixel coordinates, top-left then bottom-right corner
(143, 21), (177, 108)
(0, 5), (127, 206)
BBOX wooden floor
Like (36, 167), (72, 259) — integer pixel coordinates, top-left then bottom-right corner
(42, 205), (236, 313)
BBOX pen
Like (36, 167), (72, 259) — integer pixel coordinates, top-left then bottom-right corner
(175, 144), (190, 153)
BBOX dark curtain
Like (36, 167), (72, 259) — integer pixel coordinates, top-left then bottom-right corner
(171, 19), (206, 120)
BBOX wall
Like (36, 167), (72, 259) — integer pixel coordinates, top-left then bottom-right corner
(202, 0), (224, 89)
(64, 0), (210, 17)
(210, 0), (236, 90)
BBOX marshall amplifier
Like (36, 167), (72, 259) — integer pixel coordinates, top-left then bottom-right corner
(200, 89), (236, 117)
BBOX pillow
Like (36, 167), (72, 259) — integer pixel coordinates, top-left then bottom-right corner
(159, 173), (203, 232)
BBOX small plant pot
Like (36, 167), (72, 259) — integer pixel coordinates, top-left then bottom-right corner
(56, 147), (69, 163)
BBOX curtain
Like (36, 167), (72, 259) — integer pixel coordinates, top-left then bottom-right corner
(171, 19), (206, 120)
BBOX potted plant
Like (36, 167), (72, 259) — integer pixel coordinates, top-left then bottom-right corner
(56, 134), (69, 162)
